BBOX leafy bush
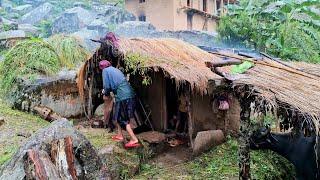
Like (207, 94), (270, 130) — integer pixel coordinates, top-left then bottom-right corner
(218, 0), (320, 63)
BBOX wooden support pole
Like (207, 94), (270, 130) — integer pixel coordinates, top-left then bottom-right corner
(186, 89), (194, 148)
(236, 85), (254, 180)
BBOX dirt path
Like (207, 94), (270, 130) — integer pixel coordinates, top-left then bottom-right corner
(150, 145), (192, 167)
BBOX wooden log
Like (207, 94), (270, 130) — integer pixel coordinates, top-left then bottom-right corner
(193, 130), (225, 155)
(186, 90), (194, 148)
(33, 106), (63, 122)
(24, 149), (61, 180)
(64, 137), (78, 180)
(51, 137), (78, 180)
(205, 60), (242, 68)
(25, 149), (48, 180)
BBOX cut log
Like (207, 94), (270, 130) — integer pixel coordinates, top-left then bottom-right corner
(51, 137), (77, 180)
(33, 106), (63, 122)
(0, 120), (103, 180)
(25, 149), (48, 180)
(193, 130), (225, 156)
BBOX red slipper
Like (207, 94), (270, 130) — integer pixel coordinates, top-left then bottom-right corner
(111, 135), (124, 142)
(124, 141), (141, 148)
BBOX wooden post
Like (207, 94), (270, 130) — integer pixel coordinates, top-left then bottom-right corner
(186, 89), (194, 148)
(236, 85), (254, 180)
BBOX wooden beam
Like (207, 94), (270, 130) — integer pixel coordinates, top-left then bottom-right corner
(205, 60), (242, 67)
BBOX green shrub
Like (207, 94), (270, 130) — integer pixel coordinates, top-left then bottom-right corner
(218, 0), (320, 63)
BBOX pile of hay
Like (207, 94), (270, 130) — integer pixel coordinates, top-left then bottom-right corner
(119, 38), (223, 93)
(0, 35), (89, 99)
(0, 38), (60, 97)
(48, 35), (89, 69)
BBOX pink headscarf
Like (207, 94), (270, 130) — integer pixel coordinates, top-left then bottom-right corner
(102, 32), (119, 48)
(99, 60), (111, 70)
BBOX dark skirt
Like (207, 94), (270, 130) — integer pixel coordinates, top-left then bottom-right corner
(113, 98), (136, 129)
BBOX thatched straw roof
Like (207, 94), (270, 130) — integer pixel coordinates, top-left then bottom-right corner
(211, 52), (320, 132)
(119, 38), (223, 93)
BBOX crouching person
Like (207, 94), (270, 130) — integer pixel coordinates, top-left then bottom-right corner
(99, 60), (140, 148)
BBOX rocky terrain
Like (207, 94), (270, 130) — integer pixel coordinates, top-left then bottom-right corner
(0, 0), (223, 52)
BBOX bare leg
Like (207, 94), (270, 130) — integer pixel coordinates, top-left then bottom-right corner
(126, 119), (138, 143)
(116, 123), (123, 138)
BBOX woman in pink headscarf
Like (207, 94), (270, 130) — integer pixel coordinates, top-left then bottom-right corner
(99, 60), (140, 148)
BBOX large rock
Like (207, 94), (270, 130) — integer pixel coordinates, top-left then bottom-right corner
(72, 28), (100, 52)
(0, 30), (25, 40)
(12, 4), (33, 15)
(165, 30), (219, 49)
(0, 119), (104, 180)
(17, 70), (84, 118)
(19, 2), (53, 25)
(102, 5), (135, 24)
(51, 7), (96, 34)
(87, 19), (108, 36)
(114, 21), (158, 38)
(115, 21), (220, 50)
(18, 24), (40, 36)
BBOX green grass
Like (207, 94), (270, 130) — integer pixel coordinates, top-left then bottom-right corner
(0, 100), (49, 167)
(136, 140), (295, 180)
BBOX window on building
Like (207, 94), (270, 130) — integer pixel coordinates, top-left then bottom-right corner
(139, 0), (146, 3)
(187, 0), (191, 7)
(187, 14), (193, 30)
(203, 0), (207, 12)
(139, 15), (146, 21)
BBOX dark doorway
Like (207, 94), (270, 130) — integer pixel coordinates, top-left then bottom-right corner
(187, 0), (191, 7)
(166, 79), (178, 130)
(187, 13), (193, 30)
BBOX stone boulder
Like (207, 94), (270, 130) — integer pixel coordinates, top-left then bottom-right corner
(165, 30), (219, 49)
(0, 30), (25, 40)
(18, 24), (40, 36)
(115, 21), (220, 50)
(19, 2), (54, 25)
(0, 119), (105, 180)
(87, 19), (108, 36)
(115, 21), (158, 38)
(16, 70), (84, 118)
(102, 5), (135, 24)
(12, 4), (33, 15)
(51, 7), (96, 34)
(72, 28), (100, 52)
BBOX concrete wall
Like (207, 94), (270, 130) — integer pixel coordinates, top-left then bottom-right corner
(125, 0), (175, 31)
(125, 0), (217, 31)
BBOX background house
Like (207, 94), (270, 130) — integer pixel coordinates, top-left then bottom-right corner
(125, 0), (237, 32)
